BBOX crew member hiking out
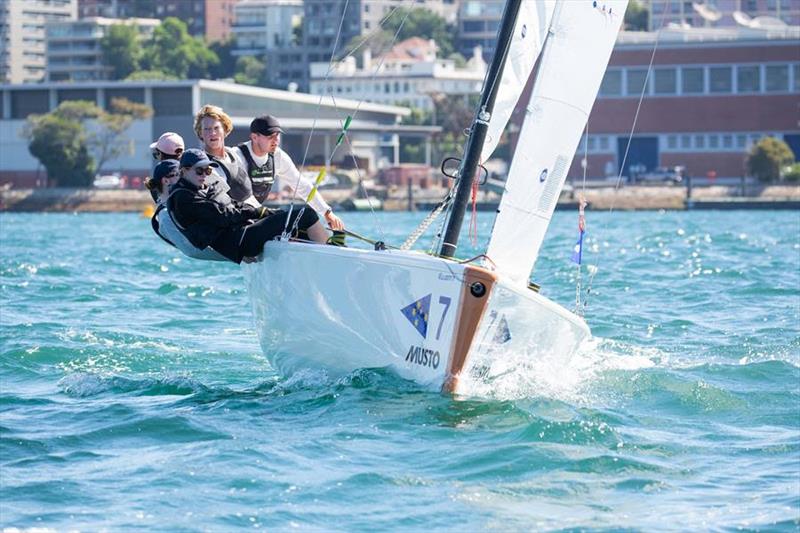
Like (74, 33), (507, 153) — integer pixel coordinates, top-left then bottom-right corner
(168, 149), (332, 264)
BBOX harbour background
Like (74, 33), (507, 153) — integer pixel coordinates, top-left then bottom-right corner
(1, 210), (798, 530)
(2, 182), (800, 212)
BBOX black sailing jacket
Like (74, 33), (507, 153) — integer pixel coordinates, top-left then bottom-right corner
(167, 177), (261, 261)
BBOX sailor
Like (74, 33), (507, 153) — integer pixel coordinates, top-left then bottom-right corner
(148, 159), (228, 261)
(168, 149), (330, 264)
(192, 104), (259, 207)
(150, 131), (185, 162)
(234, 115), (345, 232)
(145, 159), (180, 204)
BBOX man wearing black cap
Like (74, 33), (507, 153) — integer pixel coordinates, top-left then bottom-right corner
(166, 149), (330, 264)
(234, 114), (345, 231)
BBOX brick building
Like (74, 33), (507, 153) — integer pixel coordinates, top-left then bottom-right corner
(510, 26), (800, 181)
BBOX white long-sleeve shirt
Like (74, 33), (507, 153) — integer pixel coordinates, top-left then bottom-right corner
(233, 142), (331, 216)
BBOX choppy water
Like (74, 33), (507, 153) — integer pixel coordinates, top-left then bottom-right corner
(1, 209), (798, 531)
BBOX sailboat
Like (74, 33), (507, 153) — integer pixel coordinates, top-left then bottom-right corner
(243, 0), (628, 394)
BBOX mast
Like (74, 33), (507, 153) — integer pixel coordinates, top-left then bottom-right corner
(439, 0), (523, 259)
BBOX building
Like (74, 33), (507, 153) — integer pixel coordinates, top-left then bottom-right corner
(204, 0), (237, 43)
(46, 17), (159, 82)
(648, 0), (800, 30)
(273, 0), (455, 92)
(456, 0), (503, 61)
(0, 0), (77, 84)
(76, 0), (234, 42)
(0, 79), (439, 187)
(231, 0), (302, 59)
(524, 25), (800, 181)
(309, 37), (486, 110)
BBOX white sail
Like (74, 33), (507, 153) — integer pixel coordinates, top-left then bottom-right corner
(485, 0), (628, 286)
(479, 0), (556, 162)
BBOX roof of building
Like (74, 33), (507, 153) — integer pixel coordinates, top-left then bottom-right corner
(385, 38), (438, 62)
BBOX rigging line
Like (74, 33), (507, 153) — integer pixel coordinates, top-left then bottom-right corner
(338, 124), (389, 244)
(282, 0), (351, 236)
(335, 3), (411, 63)
(400, 187), (455, 250)
(583, 0), (672, 307)
(291, 4), (415, 242)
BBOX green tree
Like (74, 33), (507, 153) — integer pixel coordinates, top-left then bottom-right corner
(100, 23), (141, 80)
(91, 98), (153, 175)
(746, 136), (796, 182)
(24, 99), (153, 186)
(25, 102), (96, 186)
(784, 163), (800, 182)
(142, 18), (219, 78)
(125, 69), (177, 81)
(342, 30), (395, 61)
(384, 7), (456, 57)
(399, 95), (480, 165)
(209, 38), (237, 79)
(234, 55), (266, 86)
(625, 0), (649, 31)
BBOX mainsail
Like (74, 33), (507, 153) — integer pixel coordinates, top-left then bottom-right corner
(480, 0), (556, 162)
(485, 0), (628, 286)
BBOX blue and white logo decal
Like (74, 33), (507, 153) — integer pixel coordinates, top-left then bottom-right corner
(401, 294), (431, 339)
(539, 168), (549, 183)
(521, 24), (527, 39)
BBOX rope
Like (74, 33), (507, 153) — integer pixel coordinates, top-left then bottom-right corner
(400, 188), (455, 250)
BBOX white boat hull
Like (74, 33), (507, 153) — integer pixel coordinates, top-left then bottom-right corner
(243, 241), (589, 395)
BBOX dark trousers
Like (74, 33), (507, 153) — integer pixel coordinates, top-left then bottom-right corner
(235, 206), (319, 261)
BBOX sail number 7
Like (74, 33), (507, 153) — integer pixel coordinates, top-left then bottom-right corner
(435, 296), (452, 341)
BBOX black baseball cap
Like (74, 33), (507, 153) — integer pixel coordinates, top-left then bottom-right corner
(152, 159), (180, 183)
(179, 148), (219, 169)
(250, 115), (284, 136)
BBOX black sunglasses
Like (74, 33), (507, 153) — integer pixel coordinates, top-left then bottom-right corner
(194, 166), (214, 176)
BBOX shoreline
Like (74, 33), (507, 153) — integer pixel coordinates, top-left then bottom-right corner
(1, 185), (799, 213)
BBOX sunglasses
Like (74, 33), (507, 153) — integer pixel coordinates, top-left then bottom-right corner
(194, 166), (214, 176)
(152, 148), (184, 160)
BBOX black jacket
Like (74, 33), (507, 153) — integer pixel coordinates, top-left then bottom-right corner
(167, 177), (261, 261)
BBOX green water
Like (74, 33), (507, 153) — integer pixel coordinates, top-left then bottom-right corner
(1, 210), (798, 531)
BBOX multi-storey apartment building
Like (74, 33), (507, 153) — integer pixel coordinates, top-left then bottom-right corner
(309, 37), (486, 110)
(46, 17), (159, 82)
(456, 0), (503, 61)
(76, 0), (233, 42)
(231, 0), (302, 59)
(272, 0), (455, 92)
(0, 0), (77, 84)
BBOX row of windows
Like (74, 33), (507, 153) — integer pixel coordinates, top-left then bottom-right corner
(599, 63), (800, 97)
(314, 79), (478, 95)
(660, 132), (787, 153)
(579, 132), (787, 154)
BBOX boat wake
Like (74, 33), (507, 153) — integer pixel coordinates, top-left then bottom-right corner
(457, 336), (659, 403)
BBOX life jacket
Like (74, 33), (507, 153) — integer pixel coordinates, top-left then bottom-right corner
(208, 147), (253, 203)
(237, 143), (275, 204)
(150, 202), (227, 262)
